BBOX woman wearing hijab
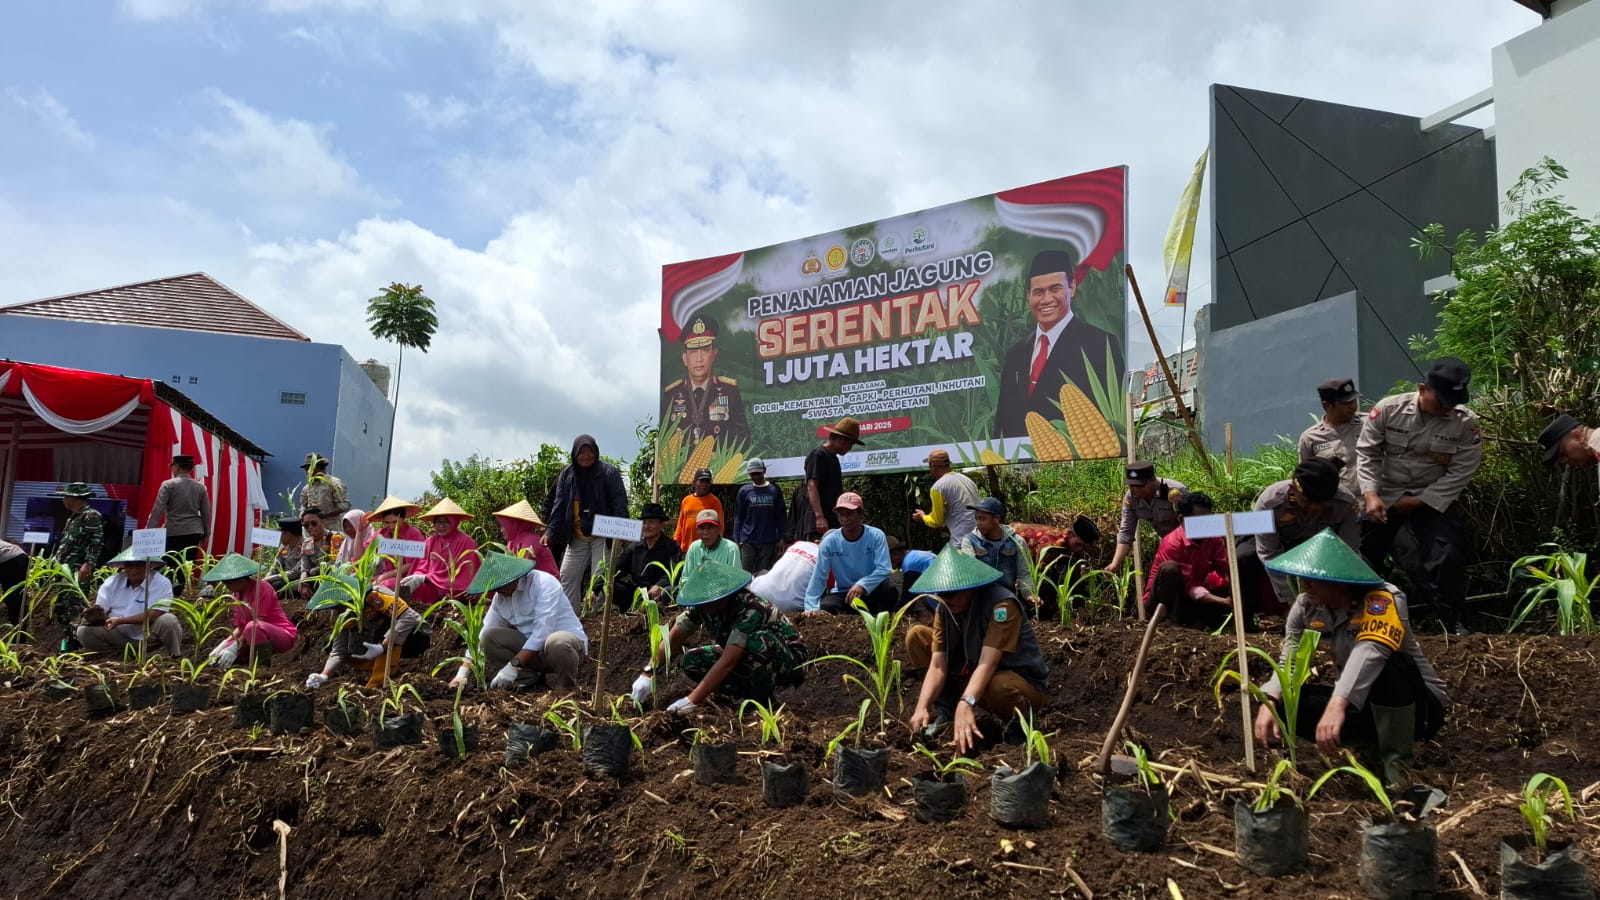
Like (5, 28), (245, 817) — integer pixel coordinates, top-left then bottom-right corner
(369, 495), (427, 581)
(494, 499), (559, 579)
(200, 553), (298, 667)
(335, 508), (376, 566)
(398, 498), (483, 610)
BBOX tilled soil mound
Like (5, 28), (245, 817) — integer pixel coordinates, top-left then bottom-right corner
(0, 611), (1596, 898)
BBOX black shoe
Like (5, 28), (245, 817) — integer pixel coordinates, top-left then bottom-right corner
(1450, 622), (1470, 637)
(1002, 720), (1026, 746)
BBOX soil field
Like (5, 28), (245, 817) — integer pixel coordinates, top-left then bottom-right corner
(0, 609), (1595, 899)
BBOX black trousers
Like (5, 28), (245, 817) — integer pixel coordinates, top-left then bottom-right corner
(819, 582), (901, 615)
(165, 533), (206, 595)
(1280, 652), (1446, 744)
(0, 554), (28, 625)
(740, 542), (777, 575)
(1146, 561), (1254, 630)
(1359, 505), (1467, 628)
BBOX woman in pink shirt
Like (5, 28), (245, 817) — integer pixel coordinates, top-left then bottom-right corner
(398, 498), (482, 610)
(200, 553), (298, 666)
(369, 495), (427, 582)
(493, 499), (560, 579)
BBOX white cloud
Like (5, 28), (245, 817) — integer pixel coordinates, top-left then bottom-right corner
(6, 88), (93, 148)
(192, 88), (368, 203)
(402, 92), (470, 129)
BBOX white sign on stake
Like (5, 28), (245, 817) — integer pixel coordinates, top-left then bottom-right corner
(251, 527), (282, 548)
(590, 515), (643, 542)
(131, 528), (168, 559)
(378, 537), (426, 559)
(1182, 510), (1276, 540)
(22, 531), (50, 545)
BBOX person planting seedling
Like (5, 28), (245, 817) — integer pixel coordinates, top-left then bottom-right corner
(1253, 530), (1450, 785)
(905, 547), (1050, 754)
(75, 547), (183, 659)
(632, 559), (807, 713)
(199, 553), (297, 668)
(304, 573), (421, 689)
(447, 552), (587, 691)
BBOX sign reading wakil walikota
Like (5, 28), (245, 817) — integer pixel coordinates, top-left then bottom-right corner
(657, 166), (1128, 483)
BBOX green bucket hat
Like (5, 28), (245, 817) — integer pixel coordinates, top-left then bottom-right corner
(912, 546), (1004, 595)
(1262, 528), (1383, 586)
(201, 552), (261, 582)
(467, 552), (536, 594)
(55, 482), (95, 499)
(678, 559), (753, 607)
(109, 546), (163, 564)
(306, 573), (361, 611)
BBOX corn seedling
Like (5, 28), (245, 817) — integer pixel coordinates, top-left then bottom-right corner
(644, 558), (688, 603)
(738, 698), (785, 747)
(333, 685), (362, 717)
(1212, 628), (1320, 771)
(218, 665), (267, 701)
(122, 652), (162, 692)
(1017, 708), (1054, 769)
(426, 598), (489, 688)
(177, 657), (212, 685)
(1252, 758), (1302, 812)
(607, 694), (644, 751)
(912, 743), (984, 781)
(1519, 773), (1576, 856)
(1123, 741), (1164, 790)
(37, 652), (84, 689)
(544, 698), (583, 750)
(805, 597), (911, 733)
(1508, 546), (1596, 634)
(825, 698), (872, 760)
(1052, 559), (1105, 627)
(1308, 752), (1396, 820)
(378, 681), (423, 719)
(0, 636), (28, 678)
(634, 596), (673, 705)
(156, 593), (233, 662)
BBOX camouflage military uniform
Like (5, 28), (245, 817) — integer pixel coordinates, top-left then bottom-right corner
(675, 592), (806, 702)
(53, 506), (103, 627)
(662, 375), (750, 446)
(300, 475), (350, 518)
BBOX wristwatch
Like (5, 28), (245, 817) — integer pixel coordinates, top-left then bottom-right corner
(509, 657), (524, 669)
(961, 694), (978, 708)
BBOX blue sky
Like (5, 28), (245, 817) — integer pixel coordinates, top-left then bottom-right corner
(0, 0), (1536, 496)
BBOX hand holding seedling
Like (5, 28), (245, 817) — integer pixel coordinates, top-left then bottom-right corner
(490, 662), (518, 689)
(667, 697), (696, 714)
(1315, 697), (1348, 755)
(845, 583), (865, 603)
(1253, 701), (1282, 745)
(630, 673), (653, 706)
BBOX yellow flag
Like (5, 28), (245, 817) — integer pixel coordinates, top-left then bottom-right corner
(1163, 149), (1208, 307)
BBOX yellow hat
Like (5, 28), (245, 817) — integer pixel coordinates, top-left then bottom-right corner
(368, 495), (423, 521)
(420, 497), (472, 520)
(494, 499), (545, 527)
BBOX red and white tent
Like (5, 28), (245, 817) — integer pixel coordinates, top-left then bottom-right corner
(0, 360), (268, 556)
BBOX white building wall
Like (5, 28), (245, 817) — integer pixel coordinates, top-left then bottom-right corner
(1492, 0), (1600, 211)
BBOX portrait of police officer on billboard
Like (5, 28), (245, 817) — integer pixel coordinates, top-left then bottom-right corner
(663, 314), (750, 447)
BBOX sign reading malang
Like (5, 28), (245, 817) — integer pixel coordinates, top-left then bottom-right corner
(657, 166), (1128, 483)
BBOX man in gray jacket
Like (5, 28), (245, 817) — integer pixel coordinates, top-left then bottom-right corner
(147, 453), (211, 594)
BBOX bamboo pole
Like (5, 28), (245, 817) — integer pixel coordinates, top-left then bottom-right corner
(1098, 603), (1165, 777)
(1126, 390), (1145, 622)
(1127, 265), (1214, 478)
(1223, 513), (1256, 773)
(1225, 423), (1234, 479)
(591, 537), (618, 712)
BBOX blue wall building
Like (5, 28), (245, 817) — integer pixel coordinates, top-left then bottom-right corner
(0, 273), (393, 514)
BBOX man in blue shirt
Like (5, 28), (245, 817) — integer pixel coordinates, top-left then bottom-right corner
(734, 457), (786, 574)
(804, 492), (896, 615)
(961, 497), (1039, 613)
(889, 538), (937, 610)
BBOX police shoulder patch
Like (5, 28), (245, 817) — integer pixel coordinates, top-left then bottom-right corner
(994, 607), (1008, 623)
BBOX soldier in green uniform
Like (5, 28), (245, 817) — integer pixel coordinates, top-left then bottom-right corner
(52, 482), (105, 641)
(662, 315), (750, 447)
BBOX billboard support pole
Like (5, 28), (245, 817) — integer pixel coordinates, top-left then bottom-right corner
(1127, 265), (1214, 478)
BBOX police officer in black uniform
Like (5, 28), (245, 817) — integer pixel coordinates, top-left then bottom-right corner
(663, 315), (750, 446)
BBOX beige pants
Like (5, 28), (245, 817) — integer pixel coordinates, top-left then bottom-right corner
(482, 626), (584, 688)
(904, 623), (1046, 720)
(77, 615), (183, 657)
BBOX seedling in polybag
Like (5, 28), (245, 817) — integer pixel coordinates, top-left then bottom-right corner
(825, 698), (872, 760)
(1252, 758), (1302, 813)
(1123, 741), (1164, 790)
(1016, 708), (1054, 769)
(912, 743), (983, 781)
(738, 698), (785, 747)
(1519, 773), (1576, 856)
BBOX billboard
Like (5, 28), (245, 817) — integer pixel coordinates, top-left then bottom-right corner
(657, 166), (1127, 483)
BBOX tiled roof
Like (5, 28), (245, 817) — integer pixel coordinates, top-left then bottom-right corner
(0, 272), (311, 342)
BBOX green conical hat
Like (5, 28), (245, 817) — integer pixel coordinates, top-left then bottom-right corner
(678, 559), (753, 607)
(467, 552), (536, 594)
(911, 546), (1003, 595)
(307, 573), (360, 611)
(1262, 528), (1382, 586)
(109, 545), (163, 564)
(201, 552), (261, 582)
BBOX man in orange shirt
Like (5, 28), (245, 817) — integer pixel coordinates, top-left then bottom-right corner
(674, 468), (725, 552)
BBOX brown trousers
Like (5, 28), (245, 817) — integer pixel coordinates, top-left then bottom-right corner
(904, 624), (1046, 720)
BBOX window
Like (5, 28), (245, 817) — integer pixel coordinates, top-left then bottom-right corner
(188, 376), (199, 384)
(280, 392), (306, 406)
(170, 375), (181, 383)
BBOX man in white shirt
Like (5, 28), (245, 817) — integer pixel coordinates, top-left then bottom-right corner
(750, 540), (819, 614)
(79, 547), (183, 656)
(449, 552), (587, 690)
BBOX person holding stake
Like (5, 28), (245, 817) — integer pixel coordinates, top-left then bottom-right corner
(1253, 530), (1449, 785)
(905, 547), (1050, 753)
(631, 559), (806, 711)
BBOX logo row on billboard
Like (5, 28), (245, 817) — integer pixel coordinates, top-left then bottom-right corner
(800, 229), (938, 278)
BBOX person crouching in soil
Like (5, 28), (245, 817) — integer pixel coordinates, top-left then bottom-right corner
(905, 547), (1050, 754)
(448, 553), (588, 691)
(1253, 529), (1450, 785)
(200, 553), (298, 668)
(303, 574), (421, 689)
(632, 559), (807, 713)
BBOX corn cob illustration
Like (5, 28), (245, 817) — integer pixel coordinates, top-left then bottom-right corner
(662, 426), (683, 461)
(1058, 383), (1120, 458)
(713, 453), (746, 484)
(978, 449), (1008, 466)
(1026, 412), (1075, 461)
(677, 436), (716, 483)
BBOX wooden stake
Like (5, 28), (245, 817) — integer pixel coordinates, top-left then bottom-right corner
(1127, 265), (1215, 478)
(591, 538), (617, 712)
(1097, 603), (1165, 778)
(1223, 513), (1256, 772)
(1225, 423), (1234, 479)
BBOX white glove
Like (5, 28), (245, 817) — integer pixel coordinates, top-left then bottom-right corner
(210, 642), (238, 669)
(666, 696), (696, 715)
(305, 673), (328, 690)
(490, 662), (519, 689)
(355, 642), (386, 661)
(630, 673), (654, 707)
(398, 574), (426, 600)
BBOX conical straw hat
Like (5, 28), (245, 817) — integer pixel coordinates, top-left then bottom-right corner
(368, 495), (422, 521)
(678, 559), (753, 607)
(494, 499), (544, 527)
(913, 546), (1004, 595)
(420, 497), (472, 520)
(467, 552), (537, 594)
(1262, 528), (1383, 585)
